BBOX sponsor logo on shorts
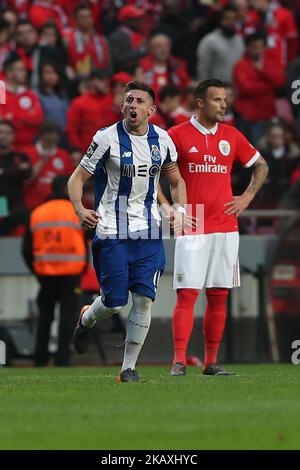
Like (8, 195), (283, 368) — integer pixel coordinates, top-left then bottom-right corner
(176, 273), (184, 282)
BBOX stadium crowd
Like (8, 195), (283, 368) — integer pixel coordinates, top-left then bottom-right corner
(1, 0), (300, 237)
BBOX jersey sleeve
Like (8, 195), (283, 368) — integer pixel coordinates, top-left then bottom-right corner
(234, 129), (260, 168)
(162, 132), (178, 165)
(281, 9), (298, 38)
(80, 129), (110, 174)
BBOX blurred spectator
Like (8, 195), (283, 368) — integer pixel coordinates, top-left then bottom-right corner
(140, 32), (190, 95)
(234, 32), (285, 145)
(223, 83), (236, 126)
(111, 70), (132, 107)
(234, 0), (257, 36)
(150, 84), (188, 129)
(29, 0), (69, 34)
(0, 120), (31, 223)
(196, 6), (244, 83)
(154, 0), (209, 76)
(24, 121), (73, 210)
(0, 53), (43, 148)
(2, 1), (29, 19)
(57, 0), (102, 32)
(37, 23), (69, 79)
(69, 147), (82, 168)
(2, 8), (19, 43)
(63, 3), (112, 79)
(124, 61), (147, 83)
(130, 63), (146, 82)
(15, 19), (65, 88)
(257, 121), (300, 205)
(249, 0), (298, 64)
(22, 175), (87, 367)
(37, 62), (69, 135)
(111, 71), (132, 90)
(66, 68), (120, 153)
(15, 20), (39, 76)
(109, 4), (147, 72)
(178, 84), (197, 117)
(0, 17), (12, 71)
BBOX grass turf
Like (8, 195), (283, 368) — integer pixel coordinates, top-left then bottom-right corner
(0, 364), (299, 450)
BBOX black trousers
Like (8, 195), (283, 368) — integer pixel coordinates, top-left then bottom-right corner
(35, 275), (81, 366)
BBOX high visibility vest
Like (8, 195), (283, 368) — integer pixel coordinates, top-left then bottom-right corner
(30, 199), (86, 276)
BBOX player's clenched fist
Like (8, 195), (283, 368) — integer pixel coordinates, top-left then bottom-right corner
(77, 208), (100, 230)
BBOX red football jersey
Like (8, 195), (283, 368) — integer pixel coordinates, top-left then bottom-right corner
(24, 145), (74, 210)
(168, 117), (260, 234)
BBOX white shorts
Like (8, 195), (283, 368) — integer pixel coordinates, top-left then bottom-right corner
(173, 232), (240, 290)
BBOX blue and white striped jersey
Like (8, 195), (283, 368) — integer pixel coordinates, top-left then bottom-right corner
(80, 120), (177, 236)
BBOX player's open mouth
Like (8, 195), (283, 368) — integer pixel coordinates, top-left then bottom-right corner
(130, 112), (137, 118)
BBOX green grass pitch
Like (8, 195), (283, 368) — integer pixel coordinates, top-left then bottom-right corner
(0, 364), (299, 450)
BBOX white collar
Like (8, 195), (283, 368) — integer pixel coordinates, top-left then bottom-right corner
(122, 120), (149, 137)
(36, 141), (57, 156)
(6, 84), (26, 95)
(190, 115), (218, 135)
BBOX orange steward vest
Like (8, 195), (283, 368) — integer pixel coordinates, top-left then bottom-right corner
(30, 199), (86, 276)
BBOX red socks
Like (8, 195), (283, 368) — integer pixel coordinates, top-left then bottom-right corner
(172, 289), (199, 365)
(203, 288), (229, 369)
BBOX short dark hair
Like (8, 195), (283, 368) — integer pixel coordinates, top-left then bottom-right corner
(245, 32), (267, 47)
(0, 17), (10, 32)
(159, 84), (180, 102)
(39, 21), (60, 36)
(194, 79), (224, 99)
(0, 120), (15, 131)
(220, 5), (237, 18)
(3, 52), (22, 73)
(16, 19), (35, 30)
(51, 175), (69, 194)
(40, 121), (61, 136)
(124, 81), (156, 103)
(75, 3), (92, 16)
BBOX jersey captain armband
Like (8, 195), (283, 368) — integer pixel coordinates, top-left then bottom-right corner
(161, 162), (178, 175)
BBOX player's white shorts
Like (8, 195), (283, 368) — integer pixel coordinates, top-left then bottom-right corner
(173, 232), (240, 290)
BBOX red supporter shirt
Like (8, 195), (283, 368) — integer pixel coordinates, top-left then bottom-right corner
(66, 92), (121, 153)
(0, 87), (43, 148)
(233, 48), (285, 122)
(248, 6), (298, 63)
(141, 55), (190, 95)
(168, 117), (260, 234)
(64, 30), (110, 76)
(24, 144), (74, 209)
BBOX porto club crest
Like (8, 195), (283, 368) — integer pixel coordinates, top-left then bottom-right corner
(151, 145), (161, 162)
